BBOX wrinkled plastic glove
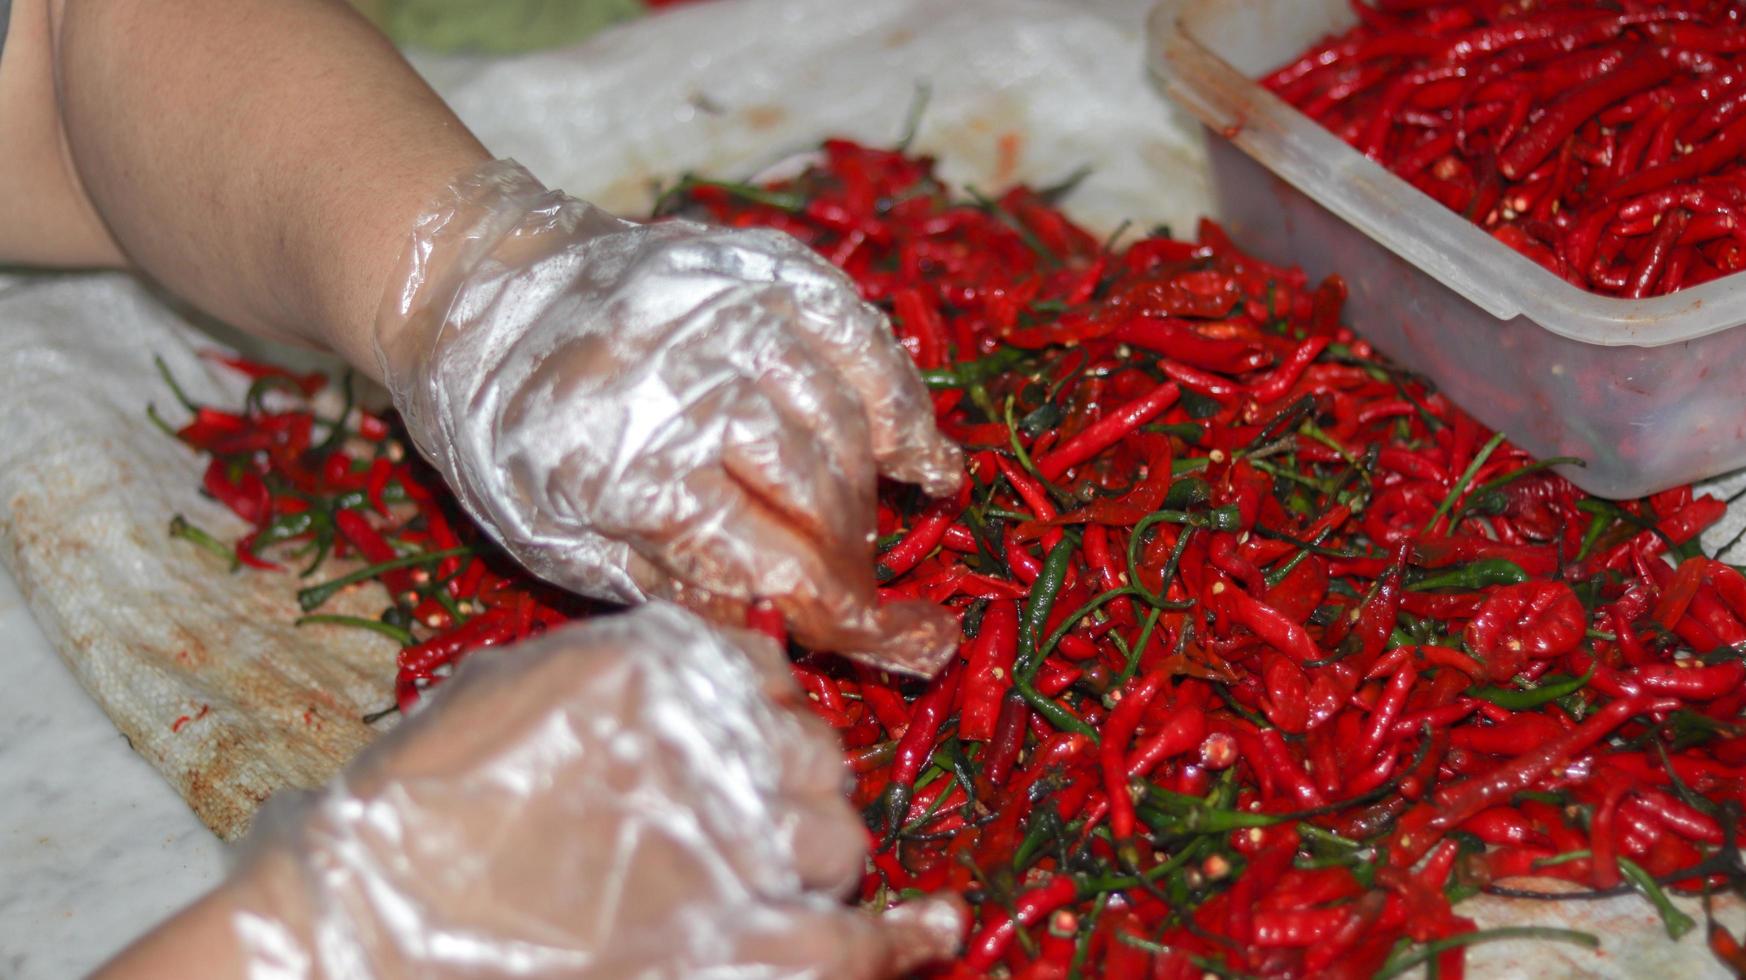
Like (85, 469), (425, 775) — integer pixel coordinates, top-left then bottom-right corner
(374, 160), (964, 674)
(229, 602), (964, 978)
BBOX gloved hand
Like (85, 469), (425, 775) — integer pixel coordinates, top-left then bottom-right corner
(373, 160), (964, 674)
(227, 602), (963, 978)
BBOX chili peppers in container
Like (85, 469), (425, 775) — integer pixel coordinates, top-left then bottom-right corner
(1264, 0), (1746, 299)
(161, 138), (1746, 977)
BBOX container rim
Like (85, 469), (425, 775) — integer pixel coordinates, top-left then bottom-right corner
(1146, 0), (1746, 349)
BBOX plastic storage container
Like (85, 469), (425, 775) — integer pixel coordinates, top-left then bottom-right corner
(1147, 0), (1746, 499)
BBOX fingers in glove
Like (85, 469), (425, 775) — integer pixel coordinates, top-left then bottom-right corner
(723, 332), (877, 547)
(630, 469), (956, 674)
(729, 897), (966, 980)
(776, 257), (964, 498)
(772, 795), (868, 897)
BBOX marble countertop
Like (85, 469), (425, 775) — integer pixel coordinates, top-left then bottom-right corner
(0, 564), (227, 979)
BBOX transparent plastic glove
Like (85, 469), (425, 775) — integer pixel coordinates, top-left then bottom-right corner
(229, 602), (964, 978)
(374, 160), (964, 674)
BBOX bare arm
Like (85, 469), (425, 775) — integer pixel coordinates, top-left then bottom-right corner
(0, 0), (492, 374)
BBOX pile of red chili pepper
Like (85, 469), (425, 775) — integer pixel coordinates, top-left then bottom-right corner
(1264, 0), (1746, 299)
(158, 138), (1746, 977)
(150, 355), (598, 719)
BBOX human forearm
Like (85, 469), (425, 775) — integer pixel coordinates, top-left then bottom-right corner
(0, 0), (491, 375)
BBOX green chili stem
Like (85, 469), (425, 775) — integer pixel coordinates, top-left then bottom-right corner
(1080, 836), (1212, 893)
(896, 82), (931, 151)
(1619, 857), (1697, 940)
(313, 371), (356, 454)
(1300, 421), (1359, 468)
(1016, 674), (1099, 741)
(967, 185), (1062, 265)
(1118, 606), (1162, 685)
(169, 515), (239, 570)
(297, 546), (472, 612)
(1040, 586), (1142, 658)
(1531, 849), (1590, 869)
(1376, 927), (1598, 980)
(1452, 455), (1586, 522)
(360, 703), (400, 724)
(919, 347), (1028, 389)
(1264, 526), (1335, 588)
(154, 356), (199, 413)
(1425, 431), (1507, 534)
(146, 403), (182, 440)
(295, 614), (415, 646)
(1005, 396), (1041, 475)
(1068, 893), (1110, 979)
(665, 176), (806, 213)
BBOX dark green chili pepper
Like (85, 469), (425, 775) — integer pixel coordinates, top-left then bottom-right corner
(1018, 539), (1075, 674)
(1409, 558), (1529, 592)
(1164, 476), (1211, 509)
(1141, 421), (1205, 443)
(919, 346), (1029, 390)
(250, 509), (325, 552)
(1469, 665), (1594, 711)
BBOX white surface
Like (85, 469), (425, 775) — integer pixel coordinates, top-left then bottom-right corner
(0, 562), (227, 979)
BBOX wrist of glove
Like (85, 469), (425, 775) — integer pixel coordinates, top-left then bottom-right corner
(373, 159), (963, 674)
(227, 602), (963, 978)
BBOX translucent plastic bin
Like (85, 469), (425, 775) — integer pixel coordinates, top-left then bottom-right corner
(1147, 0), (1746, 499)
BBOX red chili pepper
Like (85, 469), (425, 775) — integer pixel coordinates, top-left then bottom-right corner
(960, 600), (1019, 741)
(1355, 664), (1418, 768)
(1219, 580), (1323, 663)
(982, 693), (1031, 789)
(333, 508), (419, 599)
(884, 660), (963, 829)
(1033, 382), (1180, 481)
(1101, 670), (1166, 849)
(1351, 544), (1410, 672)
(961, 876), (1081, 971)
(997, 455), (1063, 553)
(1499, 50), (1679, 180)
(1395, 694), (1654, 863)
(878, 484), (969, 580)
(856, 666), (912, 738)
(1246, 336), (1331, 404)
(1462, 581), (1586, 682)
